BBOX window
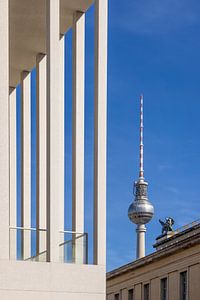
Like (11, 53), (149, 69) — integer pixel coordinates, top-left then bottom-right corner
(128, 288), (134, 300)
(144, 283), (150, 300)
(180, 271), (187, 300)
(115, 293), (120, 300)
(161, 278), (167, 300)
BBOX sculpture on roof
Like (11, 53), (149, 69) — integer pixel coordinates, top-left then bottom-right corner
(159, 217), (175, 235)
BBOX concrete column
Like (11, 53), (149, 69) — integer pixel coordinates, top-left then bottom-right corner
(46, 0), (64, 262)
(36, 54), (47, 257)
(136, 224), (146, 259)
(9, 88), (17, 260)
(21, 71), (31, 260)
(94, 0), (108, 266)
(59, 35), (65, 234)
(72, 11), (85, 263)
(0, 0), (9, 260)
(58, 35), (65, 262)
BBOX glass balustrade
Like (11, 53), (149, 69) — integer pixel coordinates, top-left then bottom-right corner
(9, 227), (47, 262)
(9, 227), (88, 264)
(59, 231), (88, 264)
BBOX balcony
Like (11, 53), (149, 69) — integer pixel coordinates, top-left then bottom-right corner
(9, 227), (88, 264)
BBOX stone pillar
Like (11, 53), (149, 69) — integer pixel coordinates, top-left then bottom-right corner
(72, 11), (85, 263)
(136, 224), (146, 259)
(0, 0), (9, 260)
(36, 54), (47, 257)
(46, 0), (64, 262)
(94, 0), (108, 266)
(107, 294), (115, 300)
(168, 272), (178, 300)
(134, 284), (142, 300)
(189, 264), (200, 300)
(59, 35), (65, 234)
(58, 35), (65, 262)
(121, 288), (128, 300)
(21, 71), (31, 260)
(9, 88), (17, 260)
(150, 278), (160, 300)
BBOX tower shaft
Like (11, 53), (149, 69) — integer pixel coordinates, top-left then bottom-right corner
(136, 224), (146, 259)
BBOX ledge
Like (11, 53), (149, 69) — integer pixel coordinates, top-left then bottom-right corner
(107, 225), (200, 280)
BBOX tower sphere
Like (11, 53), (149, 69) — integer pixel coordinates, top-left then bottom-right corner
(128, 198), (154, 224)
(128, 180), (154, 225)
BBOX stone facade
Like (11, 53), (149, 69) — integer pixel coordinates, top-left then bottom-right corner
(107, 224), (200, 300)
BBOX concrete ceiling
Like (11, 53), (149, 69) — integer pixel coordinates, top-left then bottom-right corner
(9, 0), (93, 87)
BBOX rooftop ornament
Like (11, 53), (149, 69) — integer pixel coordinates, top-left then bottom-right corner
(159, 217), (175, 236)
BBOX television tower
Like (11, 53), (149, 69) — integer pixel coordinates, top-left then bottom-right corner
(128, 94), (154, 259)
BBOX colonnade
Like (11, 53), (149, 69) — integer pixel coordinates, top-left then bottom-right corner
(0, 0), (107, 266)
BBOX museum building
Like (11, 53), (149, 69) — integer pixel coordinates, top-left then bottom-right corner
(107, 220), (200, 300)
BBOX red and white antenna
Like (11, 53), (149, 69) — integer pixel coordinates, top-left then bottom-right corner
(139, 94), (144, 179)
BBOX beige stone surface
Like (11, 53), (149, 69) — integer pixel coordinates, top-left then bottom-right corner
(72, 11), (85, 236)
(94, 0), (108, 267)
(36, 54), (47, 254)
(21, 71), (31, 260)
(9, 0), (93, 87)
(121, 288), (128, 299)
(0, 0), (10, 260)
(189, 263), (200, 300)
(46, 0), (65, 263)
(168, 271), (178, 300)
(150, 278), (159, 300)
(134, 283), (142, 299)
(107, 231), (200, 300)
(106, 294), (114, 300)
(1, 0), (108, 298)
(0, 291), (104, 300)
(9, 88), (17, 260)
(0, 261), (106, 298)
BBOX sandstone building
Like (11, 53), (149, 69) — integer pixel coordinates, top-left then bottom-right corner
(107, 221), (200, 300)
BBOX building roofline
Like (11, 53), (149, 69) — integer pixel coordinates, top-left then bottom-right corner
(107, 224), (200, 280)
(154, 221), (200, 248)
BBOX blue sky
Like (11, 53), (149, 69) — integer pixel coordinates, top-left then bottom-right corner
(106, 0), (200, 270)
(16, 0), (200, 270)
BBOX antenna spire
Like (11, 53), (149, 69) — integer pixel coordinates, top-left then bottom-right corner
(139, 94), (144, 179)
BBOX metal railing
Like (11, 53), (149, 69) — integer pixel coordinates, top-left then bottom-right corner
(9, 226), (47, 262)
(9, 227), (88, 264)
